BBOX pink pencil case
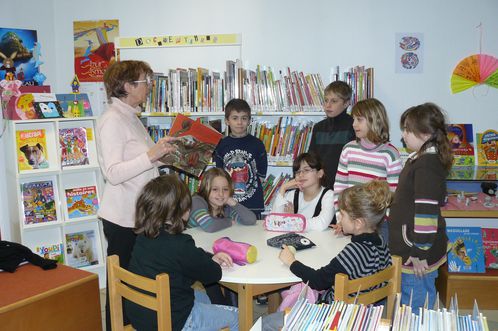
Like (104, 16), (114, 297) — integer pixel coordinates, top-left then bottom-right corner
(212, 237), (257, 265)
(263, 213), (307, 232)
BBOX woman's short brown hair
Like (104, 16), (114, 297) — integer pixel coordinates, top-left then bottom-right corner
(134, 174), (192, 238)
(103, 60), (153, 100)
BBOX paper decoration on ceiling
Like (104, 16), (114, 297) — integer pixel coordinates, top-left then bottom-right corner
(451, 54), (498, 93)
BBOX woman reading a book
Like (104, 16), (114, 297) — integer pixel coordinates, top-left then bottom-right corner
(96, 60), (177, 330)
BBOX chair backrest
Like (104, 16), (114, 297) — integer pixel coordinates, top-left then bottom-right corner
(334, 255), (402, 320)
(107, 255), (172, 331)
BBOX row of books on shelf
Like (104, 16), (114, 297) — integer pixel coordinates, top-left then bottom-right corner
(34, 228), (100, 269)
(143, 60), (374, 114)
(249, 117), (314, 159)
(282, 294), (490, 331)
(21, 178), (99, 226)
(333, 65), (375, 108)
(263, 174), (292, 208)
(3, 85), (94, 120)
(16, 126), (91, 171)
(447, 226), (498, 273)
(391, 295), (489, 331)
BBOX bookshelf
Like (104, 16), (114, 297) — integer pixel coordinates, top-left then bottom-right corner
(4, 117), (106, 288)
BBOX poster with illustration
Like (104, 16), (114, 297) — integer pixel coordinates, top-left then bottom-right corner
(0, 27), (39, 84)
(395, 32), (424, 74)
(73, 20), (119, 82)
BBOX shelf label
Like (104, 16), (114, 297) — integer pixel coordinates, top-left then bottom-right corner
(116, 34), (241, 48)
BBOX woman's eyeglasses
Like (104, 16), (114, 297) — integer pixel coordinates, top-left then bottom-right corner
(133, 76), (152, 86)
(295, 168), (316, 176)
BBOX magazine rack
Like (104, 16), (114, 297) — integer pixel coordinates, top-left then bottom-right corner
(4, 117), (106, 288)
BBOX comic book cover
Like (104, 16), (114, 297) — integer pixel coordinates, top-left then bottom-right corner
(16, 129), (49, 171)
(34, 243), (64, 263)
(65, 186), (99, 219)
(55, 93), (94, 117)
(160, 114), (223, 177)
(20, 179), (57, 225)
(59, 127), (89, 167)
(32, 93), (64, 119)
(65, 230), (99, 268)
(477, 129), (498, 166)
(482, 228), (498, 269)
(447, 124), (475, 166)
(73, 19), (119, 82)
(447, 227), (485, 273)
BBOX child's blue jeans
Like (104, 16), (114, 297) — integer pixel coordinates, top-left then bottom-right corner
(182, 290), (239, 331)
(401, 270), (438, 314)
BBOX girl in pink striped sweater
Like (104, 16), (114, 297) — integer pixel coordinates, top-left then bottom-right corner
(332, 98), (402, 242)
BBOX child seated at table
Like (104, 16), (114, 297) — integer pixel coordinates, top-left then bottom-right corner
(263, 180), (393, 330)
(189, 167), (257, 233)
(271, 152), (334, 231)
(125, 175), (239, 331)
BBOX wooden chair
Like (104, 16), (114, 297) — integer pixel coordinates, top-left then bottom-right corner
(107, 255), (171, 331)
(334, 255), (402, 320)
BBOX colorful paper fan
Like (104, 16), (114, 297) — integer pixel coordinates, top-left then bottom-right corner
(451, 54), (498, 93)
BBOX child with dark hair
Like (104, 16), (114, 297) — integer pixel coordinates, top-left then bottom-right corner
(125, 175), (239, 331)
(389, 102), (453, 312)
(213, 98), (268, 219)
(271, 152), (334, 231)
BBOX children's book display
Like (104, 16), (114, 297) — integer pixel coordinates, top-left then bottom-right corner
(32, 93), (64, 119)
(263, 174), (291, 209)
(20, 179), (58, 225)
(16, 128), (49, 171)
(160, 114), (223, 177)
(34, 242), (64, 263)
(482, 228), (498, 269)
(477, 129), (498, 166)
(446, 227), (485, 273)
(2, 85), (51, 120)
(282, 296), (384, 330)
(65, 185), (99, 219)
(65, 229), (99, 268)
(391, 294), (489, 331)
(56, 93), (94, 117)
(59, 127), (89, 167)
(447, 124), (475, 166)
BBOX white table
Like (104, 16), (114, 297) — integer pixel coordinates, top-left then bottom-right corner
(186, 221), (350, 331)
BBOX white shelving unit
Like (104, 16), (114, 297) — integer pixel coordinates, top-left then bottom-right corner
(4, 117), (106, 288)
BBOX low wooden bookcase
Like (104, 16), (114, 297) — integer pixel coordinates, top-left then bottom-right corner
(436, 263), (498, 309)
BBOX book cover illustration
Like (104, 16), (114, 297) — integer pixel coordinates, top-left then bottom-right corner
(73, 20), (119, 82)
(65, 230), (99, 268)
(20, 180), (57, 225)
(160, 114), (223, 177)
(65, 186), (99, 219)
(34, 243), (64, 263)
(16, 129), (49, 171)
(446, 227), (485, 273)
(59, 127), (89, 167)
(32, 93), (64, 119)
(56, 93), (93, 117)
(0, 28), (39, 84)
(482, 228), (498, 269)
(3, 86), (51, 120)
(477, 129), (498, 166)
(447, 124), (475, 166)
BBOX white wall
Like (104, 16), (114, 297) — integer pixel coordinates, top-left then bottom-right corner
(1, 0), (498, 239)
(0, 0), (56, 240)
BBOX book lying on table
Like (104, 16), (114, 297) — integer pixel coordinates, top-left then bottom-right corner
(160, 114), (223, 177)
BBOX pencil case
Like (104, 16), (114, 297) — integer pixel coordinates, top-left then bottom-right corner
(212, 237), (258, 265)
(263, 213), (306, 232)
